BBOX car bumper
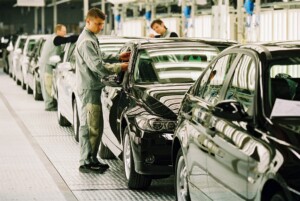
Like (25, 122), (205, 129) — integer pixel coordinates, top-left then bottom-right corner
(129, 129), (173, 176)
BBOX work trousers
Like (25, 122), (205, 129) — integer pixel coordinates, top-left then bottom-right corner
(77, 89), (103, 166)
(40, 65), (57, 110)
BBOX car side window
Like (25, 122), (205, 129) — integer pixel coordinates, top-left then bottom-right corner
(133, 50), (157, 83)
(196, 54), (237, 104)
(225, 54), (256, 115)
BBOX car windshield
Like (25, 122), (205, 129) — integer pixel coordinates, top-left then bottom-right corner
(269, 56), (300, 117)
(134, 47), (218, 84)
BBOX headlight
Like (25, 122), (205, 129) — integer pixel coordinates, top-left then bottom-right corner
(135, 115), (177, 132)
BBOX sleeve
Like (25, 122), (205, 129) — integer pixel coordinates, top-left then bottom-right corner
(79, 40), (122, 78)
(170, 32), (179, 37)
(101, 52), (120, 62)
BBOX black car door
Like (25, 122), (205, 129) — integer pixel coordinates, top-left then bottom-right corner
(184, 53), (238, 200)
(101, 45), (133, 156)
(205, 53), (259, 200)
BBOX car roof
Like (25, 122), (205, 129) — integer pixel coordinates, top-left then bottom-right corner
(97, 35), (145, 44)
(230, 41), (300, 60)
(124, 38), (238, 50)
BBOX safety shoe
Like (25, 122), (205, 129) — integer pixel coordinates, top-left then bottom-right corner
(92, 161), (110, 170)
(79, 164), (106, 174)
(45, 107), (57, 111)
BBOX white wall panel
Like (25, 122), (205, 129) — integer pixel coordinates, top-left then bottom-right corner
(193, 15), (212, 38)
(260, 11), (273, 42)
(288, 9), (300, 40)
(122, 19), (145, 37)
(260, 9), (300, 42)
(273, 10), (287, 41)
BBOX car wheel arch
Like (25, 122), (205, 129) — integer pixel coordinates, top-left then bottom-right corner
(172, 137), (182, 171)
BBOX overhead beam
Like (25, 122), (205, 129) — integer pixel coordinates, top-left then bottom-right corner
(47, 0), (71, 7)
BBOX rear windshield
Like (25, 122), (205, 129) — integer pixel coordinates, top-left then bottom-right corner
(133, 47), (218, 84)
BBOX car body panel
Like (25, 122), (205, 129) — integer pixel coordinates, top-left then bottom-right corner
(173, 42), (300, 200)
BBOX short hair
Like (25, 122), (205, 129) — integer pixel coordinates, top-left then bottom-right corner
(86, 7), (106, 20)
(55, 24), (65, 32)
(151, 19), (166, 29)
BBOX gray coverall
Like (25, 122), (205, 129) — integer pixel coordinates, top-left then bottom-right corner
(39, 34), (62, 110)
(75, 28), (121, 166)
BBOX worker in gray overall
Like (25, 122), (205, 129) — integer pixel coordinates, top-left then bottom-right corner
(39, 24), (67, 111)
(149, 18), (179, 38)
(75, 8), (130, 173)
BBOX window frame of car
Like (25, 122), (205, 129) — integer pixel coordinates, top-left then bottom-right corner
(195, 52), (239, 103)
(224, 52), (259, 117)
(192, 48), (261, 120)
(264, 50), (300, 118)
(191, 49), (241, 99)
(118, 43), (136, 87)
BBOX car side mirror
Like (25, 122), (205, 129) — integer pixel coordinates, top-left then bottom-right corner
(49, 55), (61, 65)
(212, 100), (248, 121)
(102, 75), (121, 87)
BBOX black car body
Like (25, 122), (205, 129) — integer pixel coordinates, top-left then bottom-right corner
(172, 41), (300, 201)
(100, 38), (237, 190)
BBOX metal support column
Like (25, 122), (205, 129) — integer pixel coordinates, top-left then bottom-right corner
(34, 7), (38, 34)
(190, 0), (196, 37)
(108, 3), (113, 34)
(53, 0), (57, 29)
(41, 6), (45, 34)
(113, 4), (119, 34)
(151, 0), (156, 21)
(102, 0), (106, 34)
(181, 0), (186, 37)
(237, 0), (244, 43)
(84, 0), (89, 20)
(255, 0), (261, 41)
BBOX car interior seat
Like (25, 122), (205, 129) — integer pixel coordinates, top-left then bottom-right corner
(271, 77), (292, 103)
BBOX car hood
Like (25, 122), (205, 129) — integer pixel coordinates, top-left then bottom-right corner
(132, 84), (191, 119)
